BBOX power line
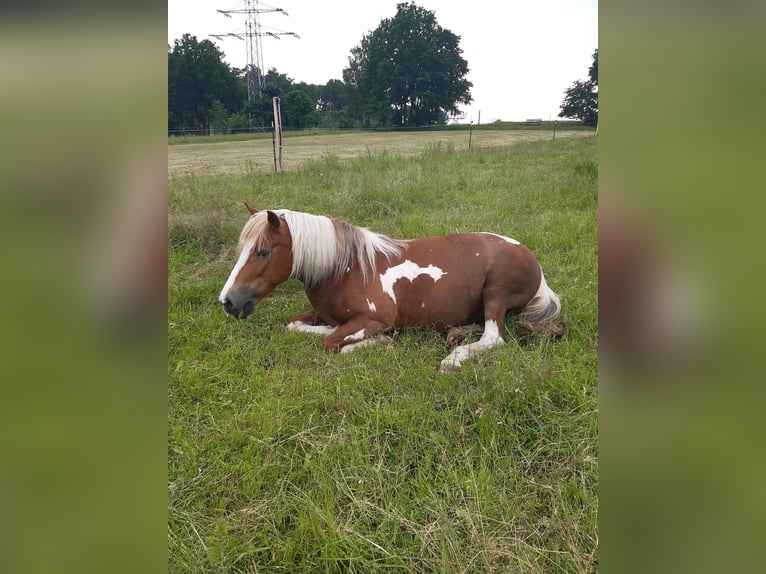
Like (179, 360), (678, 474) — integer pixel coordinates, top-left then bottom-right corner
(211, 1), (298, 101)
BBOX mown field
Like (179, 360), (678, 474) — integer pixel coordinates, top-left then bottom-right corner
(168, 127), (594, 178)
(168, 133), (598, 572)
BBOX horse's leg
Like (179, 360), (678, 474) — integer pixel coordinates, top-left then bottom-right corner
(322, 317), (389, 353)
(339, 334), (393, 353)
(440, 319), (505, 372)
(287, 310), (337, 336)
(446, 323), (483, 347)
(440, 300), (508, 372)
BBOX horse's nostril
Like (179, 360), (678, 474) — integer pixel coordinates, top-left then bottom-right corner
(223, 297), (234, 313)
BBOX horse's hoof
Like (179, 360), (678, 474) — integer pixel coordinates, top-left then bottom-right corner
(446, 324), (481, 347)
(446, 334), (459, 347)
(439, 360), (461, 374)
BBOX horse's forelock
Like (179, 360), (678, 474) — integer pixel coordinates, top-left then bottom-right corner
(238, 211), (277, 252)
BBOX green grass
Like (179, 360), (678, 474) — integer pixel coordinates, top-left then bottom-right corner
(169, 135), (598, 572)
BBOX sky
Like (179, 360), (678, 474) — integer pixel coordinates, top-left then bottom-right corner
(168, 0), (597, 123)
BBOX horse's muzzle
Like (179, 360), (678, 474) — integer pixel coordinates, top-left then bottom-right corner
(221, 292), (255, 319)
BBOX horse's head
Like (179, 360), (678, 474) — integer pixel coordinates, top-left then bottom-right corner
(218, 207), (293, 319)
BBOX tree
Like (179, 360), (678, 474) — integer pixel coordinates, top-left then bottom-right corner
(168, 34), (244, 132)
(263, 68), (294, 98)
(315, 79), (358, 128)
(208, 99), (230, 134)
(588, 48), (598, 85)
(280, 89), (320, 129)
(344, 2), (472, 127)
(560, 49), (598, 126)
(315, 79), (348, 114)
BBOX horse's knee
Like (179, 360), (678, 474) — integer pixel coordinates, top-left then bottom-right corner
(323, 335), (344, 352)
(325, 321), (387, 353)
(324, 329), (365, 352)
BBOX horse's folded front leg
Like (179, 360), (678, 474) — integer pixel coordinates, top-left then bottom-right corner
(287, 310), (337, 336)
(323, 318), (388, 353)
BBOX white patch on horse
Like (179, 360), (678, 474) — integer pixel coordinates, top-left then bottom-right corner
(482, 232), (520, 245)
(219, 240), (254, 303)
(287, 321), (337, 336)
(343, 328), (365, 343)
(440, 319), (505, 372)
(366, 299), (377, 312)
(379, 260), (446, 304)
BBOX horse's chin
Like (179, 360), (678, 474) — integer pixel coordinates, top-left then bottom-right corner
(236, 300), (255, 319)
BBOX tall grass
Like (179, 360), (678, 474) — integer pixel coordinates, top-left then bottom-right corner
(168, 136), (597, 572)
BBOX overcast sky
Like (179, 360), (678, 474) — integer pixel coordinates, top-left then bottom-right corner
(168, 0), (597, 123)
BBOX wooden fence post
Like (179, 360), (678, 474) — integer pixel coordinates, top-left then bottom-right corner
(272, 97), (284, 173)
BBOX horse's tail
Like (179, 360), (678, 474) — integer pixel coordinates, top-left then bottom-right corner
(515, 267), (566, 339)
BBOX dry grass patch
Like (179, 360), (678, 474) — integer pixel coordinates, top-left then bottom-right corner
(168, 129), (594, 178)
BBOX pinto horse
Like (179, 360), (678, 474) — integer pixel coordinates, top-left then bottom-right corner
(219, 204), (564, 372)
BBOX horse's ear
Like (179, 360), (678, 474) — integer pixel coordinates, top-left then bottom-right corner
(243, 200), (258, 215)
(267, 210), (281, 230)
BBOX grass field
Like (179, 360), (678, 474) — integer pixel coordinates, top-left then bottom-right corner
(168, 128), (595, 179)
(168, 133), (598, 572)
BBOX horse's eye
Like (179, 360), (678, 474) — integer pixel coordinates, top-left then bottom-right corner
(255, 249), (270, 259)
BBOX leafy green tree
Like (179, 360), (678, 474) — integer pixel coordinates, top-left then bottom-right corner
(243, 97), (274, 131)
(280, 90), (320, 129)
(239, 68), (297, 130)
(168, 34), (243, 132)
(208, 99), (229, 134)
(262, 68), (294, 98)
(314, 79), (347, 113)
(306, 79), (359, 128)
(560, 49), (598, 126)
(344, 2), (472, 127)
(589, 48), (598, 85)
(342, 62), (368, 125)
(226, 111), (250, 133)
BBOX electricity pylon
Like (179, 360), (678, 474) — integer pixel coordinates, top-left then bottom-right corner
(212, 1), (299, 101)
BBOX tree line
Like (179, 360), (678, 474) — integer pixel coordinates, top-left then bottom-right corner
(168, 1), (597, 135)
(169, 2), (473, 134)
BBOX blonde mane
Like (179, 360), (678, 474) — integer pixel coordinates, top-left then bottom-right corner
(239, 210), (404, 287)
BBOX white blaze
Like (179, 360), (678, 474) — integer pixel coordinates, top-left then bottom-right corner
(379, 260), (446, 304)
(219, 240), (254, 303)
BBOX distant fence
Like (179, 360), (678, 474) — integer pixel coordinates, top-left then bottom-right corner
(168, 126), (272, 137)
(168, 121), (595, 138)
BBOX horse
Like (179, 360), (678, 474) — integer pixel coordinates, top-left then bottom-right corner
(219, 203), (565, 372)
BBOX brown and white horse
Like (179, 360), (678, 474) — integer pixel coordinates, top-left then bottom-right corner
(219, 204), (564, 372)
